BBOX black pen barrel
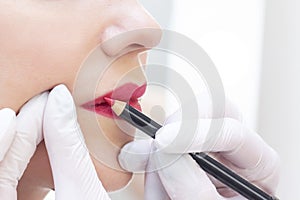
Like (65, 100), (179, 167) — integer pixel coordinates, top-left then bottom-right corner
(118, 104), (279, 200)
(190, 153), (278, 200)
(119, 104), (161, 139)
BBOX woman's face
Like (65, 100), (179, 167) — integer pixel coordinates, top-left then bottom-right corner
(0, 0), (161, 193)
(0, 0), (161, 110)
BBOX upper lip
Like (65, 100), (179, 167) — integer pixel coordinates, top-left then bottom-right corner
(81, 82), (147, 108)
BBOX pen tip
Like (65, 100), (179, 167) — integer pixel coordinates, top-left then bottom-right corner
(104, 97), (114, 106)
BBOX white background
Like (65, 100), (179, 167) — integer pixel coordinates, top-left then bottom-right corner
(143, 0), (300, 199)
(46, 0), (300, 199)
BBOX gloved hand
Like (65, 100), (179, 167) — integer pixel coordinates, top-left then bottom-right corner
(43, 85), (110, 200)
(0, 92), (48, 199)
(118, 93), (280, 200)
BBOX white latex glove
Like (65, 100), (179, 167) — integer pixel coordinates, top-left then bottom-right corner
(0, 92), (48, 199)
(119, 93), (280, 200)
(43, 85), (110, 200)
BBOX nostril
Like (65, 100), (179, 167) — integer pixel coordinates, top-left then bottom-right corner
(117, 44), (145, 57)
(100, 26), (162, 57)
(129, 44), (144, 49)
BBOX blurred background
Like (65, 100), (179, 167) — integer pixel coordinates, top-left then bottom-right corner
(46, 0), (299, 199)
(142, 0), (300, 199)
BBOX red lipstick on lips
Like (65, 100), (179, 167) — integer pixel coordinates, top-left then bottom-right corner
(81, 83), (146, 118)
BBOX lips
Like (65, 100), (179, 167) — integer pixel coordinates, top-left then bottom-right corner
(81, 83), (146, 118)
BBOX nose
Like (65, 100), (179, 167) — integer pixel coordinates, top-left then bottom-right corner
(100, 2), (162, 56)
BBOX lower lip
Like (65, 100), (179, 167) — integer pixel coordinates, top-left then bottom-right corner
(83, 99), (141, 119)
(83, 99), (142, 118)
(81, 83), (145, 118)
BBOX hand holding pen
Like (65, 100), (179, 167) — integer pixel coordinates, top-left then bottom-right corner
(116, 93), (280, 200)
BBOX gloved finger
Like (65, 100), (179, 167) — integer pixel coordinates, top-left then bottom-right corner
(212, 122), (280, 196)
(16, 92), (48, 144)
(118, 138), (170, 199)
(44, 85), (110, 200)
(155, 154), (225, 200)
(159, 119), (246, 157)
(118, 139), (153, 172)
(144, 171), (170, 200)
(156, 118), (280, 195)
(0, 92), (48, 191)
(156, 118), (258, 168)
(144, 144), (170, 200)
(190, 117), (280, 194)
(119, 139), (244, 200)
(223, 97), (243, 122)
(0, 108), (16, 161)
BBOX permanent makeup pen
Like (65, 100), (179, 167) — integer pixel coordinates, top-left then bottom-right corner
(105, 98), (279, 200)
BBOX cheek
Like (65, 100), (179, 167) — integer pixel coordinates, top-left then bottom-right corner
(27, 46), (88, 92)
(3, 9), (101, 90)
(31, 36), (96, 92)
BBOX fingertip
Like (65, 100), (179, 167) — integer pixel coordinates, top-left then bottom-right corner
(118, 140), (152, 172)
(118, 142), (140, 171)
(15, 91), (50, 144)
(155, 123), (181, 152)
(18, 92), (49, 114)
(51, 84), (70, 94)
(48, 84), (73, 105)
(225, 97), (244, 122)
(0, 108), (16, 123)
(45, 84), (76, 118)
(44, 84), (80, 147)
(118, 149), (131, 171)
(0, 108), (16, 136)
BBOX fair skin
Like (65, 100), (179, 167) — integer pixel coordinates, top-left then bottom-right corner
(0, 1), (161, 199)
